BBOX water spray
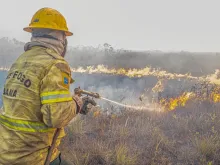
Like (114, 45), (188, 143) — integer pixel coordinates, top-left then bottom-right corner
(100, 97), (156, 111)
(74, 87), (156, 111)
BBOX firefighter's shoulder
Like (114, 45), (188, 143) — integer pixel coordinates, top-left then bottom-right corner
(54, 61), (71, 75)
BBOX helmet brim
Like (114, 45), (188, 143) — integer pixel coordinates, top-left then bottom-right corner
(23, 27), (73, 36)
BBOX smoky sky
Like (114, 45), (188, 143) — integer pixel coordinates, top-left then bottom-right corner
(0, 0), (220, 52)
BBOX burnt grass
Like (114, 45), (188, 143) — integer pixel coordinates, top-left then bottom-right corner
(60, 100), (220, 165)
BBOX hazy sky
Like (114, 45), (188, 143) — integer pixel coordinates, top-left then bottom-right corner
(0, 0), (220, 52)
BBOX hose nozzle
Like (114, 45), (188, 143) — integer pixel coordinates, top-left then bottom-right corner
(74, 87), (100, 98)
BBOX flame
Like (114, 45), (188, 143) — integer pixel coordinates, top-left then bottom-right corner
(70, 65), (200, 80)
(93, 110), (101, 117)
(2, 65), (220, 85)
(159, 92), (194, 111)
(72, 65), (220, 111)
(209, 85), (220, 103)
(204, 69), (220, 85)
(152, 79), (166, 93)
(2, 65), (220, 112)
(0, 67), (9, 71)
(70, 65), (220, 85)
(159, 84), (220, 111)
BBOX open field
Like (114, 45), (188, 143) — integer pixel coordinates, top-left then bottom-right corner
(61, 101), (220, 165)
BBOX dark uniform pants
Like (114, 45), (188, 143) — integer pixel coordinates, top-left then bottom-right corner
(50, 153), (71, 165)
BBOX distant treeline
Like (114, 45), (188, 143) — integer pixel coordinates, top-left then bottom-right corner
(1, 37), (220, 76)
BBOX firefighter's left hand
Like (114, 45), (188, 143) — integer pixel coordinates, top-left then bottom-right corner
(80, 96), (97, 115)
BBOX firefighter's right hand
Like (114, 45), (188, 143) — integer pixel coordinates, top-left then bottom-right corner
(74, 87), (82, 97)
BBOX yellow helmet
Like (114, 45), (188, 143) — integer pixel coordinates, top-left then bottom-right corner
(23, 7), (73, 36)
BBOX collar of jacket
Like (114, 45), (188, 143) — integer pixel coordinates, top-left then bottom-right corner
(45, 47), (65, 60)
(25, 46), (65, 61)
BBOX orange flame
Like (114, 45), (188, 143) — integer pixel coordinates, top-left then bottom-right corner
(3, 65), (220, 112)
(2, 65), (220, 85)
(159, 92), (194, 111)
(159, 84), (220, 111)
(70, 65), (199, 80)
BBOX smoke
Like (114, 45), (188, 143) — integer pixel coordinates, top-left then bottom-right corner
(1, 38), (220, 112)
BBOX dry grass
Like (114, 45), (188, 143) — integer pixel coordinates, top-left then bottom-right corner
(60, 101), (220, 165)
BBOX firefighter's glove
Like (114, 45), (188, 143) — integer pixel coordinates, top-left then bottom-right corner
(72, 95), (83, 114)
(80, 96), (97, 115)
(74, 87), (82, 97)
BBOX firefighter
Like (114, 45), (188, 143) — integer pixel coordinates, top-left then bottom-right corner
(0, 7), (93, 165)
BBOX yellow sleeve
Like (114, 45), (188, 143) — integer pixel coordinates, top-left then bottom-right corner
(40, 61), (78, 128)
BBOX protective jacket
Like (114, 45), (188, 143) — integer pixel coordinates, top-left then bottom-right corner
(0, 46), (77, 165)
